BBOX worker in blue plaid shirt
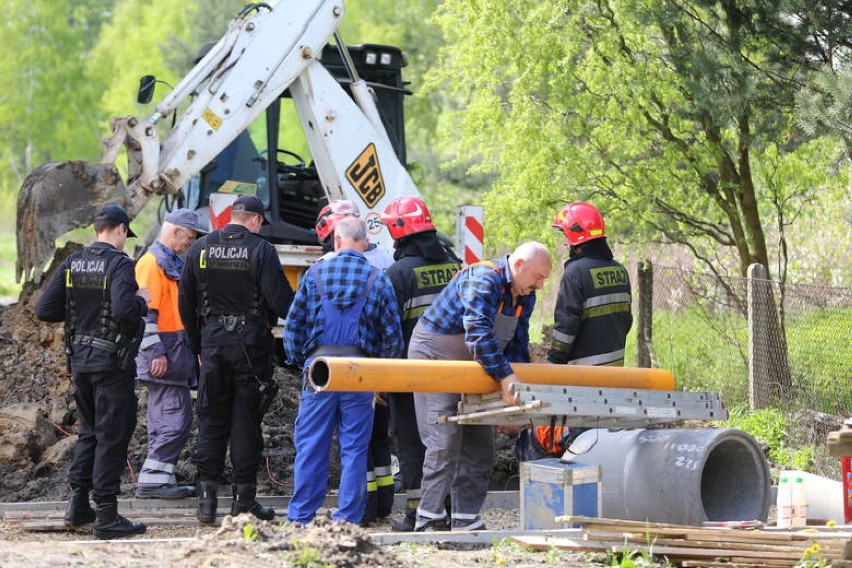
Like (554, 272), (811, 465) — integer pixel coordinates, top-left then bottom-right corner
(284, 216), (403, 525)
(409, 241), (552, 532)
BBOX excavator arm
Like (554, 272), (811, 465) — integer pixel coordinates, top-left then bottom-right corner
(16, 0), (420, 283)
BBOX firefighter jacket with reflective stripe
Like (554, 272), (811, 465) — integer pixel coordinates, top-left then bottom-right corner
(386, 232), (462, 349)
(549, 239), (633, 366)
(178, 224), (294, 353)
(35, 242), (148, 373)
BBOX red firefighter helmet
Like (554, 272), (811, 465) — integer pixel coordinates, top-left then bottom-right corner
(552, 202), (606, 246)
(315, 200), (361, 242)
(380, 197), (435, 240)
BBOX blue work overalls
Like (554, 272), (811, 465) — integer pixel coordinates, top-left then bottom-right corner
(287, 268), (378, 524)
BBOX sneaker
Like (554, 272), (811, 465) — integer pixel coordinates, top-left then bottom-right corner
(135, 484), (197, 499)
(413, 518), (450, 532)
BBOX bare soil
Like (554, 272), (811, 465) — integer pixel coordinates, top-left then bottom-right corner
(0, 513), (602, 567)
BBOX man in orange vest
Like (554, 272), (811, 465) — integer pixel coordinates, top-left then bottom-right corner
(134, 209), (205, 499)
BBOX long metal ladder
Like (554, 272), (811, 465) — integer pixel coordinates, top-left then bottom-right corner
(441, 383), (727, 428)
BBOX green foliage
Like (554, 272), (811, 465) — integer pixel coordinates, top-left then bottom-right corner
(488, 538), (534, 565)
(652, 306), (749, 405)
(542, 545), (563, 564)
(293, 544), (331, 568)
(241, 522), (258, 542)
(795, 542), (829, 568)
(719, 406), (814, 472)
(88, 0), (203, 148)
(606, 539), (670, 568)
(652, 301), (848, 416)
(424, 0), (851, 281)
(0, 0), (115, 189)
(785, 307), (852, 411)
(0, 190), (21, 297)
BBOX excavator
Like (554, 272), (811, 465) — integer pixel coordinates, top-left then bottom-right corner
(15, 0), (420, 284)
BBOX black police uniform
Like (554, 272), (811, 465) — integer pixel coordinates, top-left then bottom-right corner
(384, 230), (461, 529)
(178, 224), (293, 502)
(548, 238), (633, 365)
(36, 243), (147, 508)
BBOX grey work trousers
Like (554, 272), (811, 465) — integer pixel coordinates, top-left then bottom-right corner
(409, 323), (495, 526)
(138, 382), (193, 486)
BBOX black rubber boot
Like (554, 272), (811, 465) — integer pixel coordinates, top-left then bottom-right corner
(361, 490), (378, 527)
(93, 497), (146, 540)
(229, 484), (275, 521)
(197, 481), (218, 524)
(64, 486), (96, 527)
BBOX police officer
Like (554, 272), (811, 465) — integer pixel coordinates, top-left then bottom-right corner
(549, 202), (632, 366)
(178, 195), (294, 524)
(36, 204), (149, 540)
(378, 197), (461, 531)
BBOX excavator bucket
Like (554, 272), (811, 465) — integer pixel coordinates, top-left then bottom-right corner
(16, 161), (128, 284)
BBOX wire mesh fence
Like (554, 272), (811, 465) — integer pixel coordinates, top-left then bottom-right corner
(635, 261), (852, 476)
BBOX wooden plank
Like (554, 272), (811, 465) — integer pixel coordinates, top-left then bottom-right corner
(589, 533), (844, 555)
(583, 526), (841, 545)
(557, 516), (824, 542)
(509, 534), (610, 553)
(606, 543), (803, 561)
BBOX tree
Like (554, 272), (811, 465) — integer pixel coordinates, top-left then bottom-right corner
(426, 0), (848, 281)
(0, 0), (116, 190)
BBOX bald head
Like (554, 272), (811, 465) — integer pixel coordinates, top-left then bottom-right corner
(508, 241), (552, 297)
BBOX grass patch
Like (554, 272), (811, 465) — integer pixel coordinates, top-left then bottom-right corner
(651, 305), (847, 414)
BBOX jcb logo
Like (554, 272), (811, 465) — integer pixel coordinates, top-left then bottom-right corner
(346, 143), (385, 207)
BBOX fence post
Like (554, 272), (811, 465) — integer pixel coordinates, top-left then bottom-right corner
(748, 263), (792, 410)
(637, 260), (654, 368)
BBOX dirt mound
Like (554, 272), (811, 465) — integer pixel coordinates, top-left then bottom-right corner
(207, 514), (406, 567)
(0, 244), (523, 502)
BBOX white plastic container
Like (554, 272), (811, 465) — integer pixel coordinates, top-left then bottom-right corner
(791, 476), (807, 527)
(776, 476), (792, 528)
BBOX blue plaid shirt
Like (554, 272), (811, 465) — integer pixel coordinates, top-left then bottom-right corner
(419, 255), (534, 380)
(284, 249), (404, 368)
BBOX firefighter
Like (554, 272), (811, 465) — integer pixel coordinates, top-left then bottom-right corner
(36, 204), (149, 540)
(549, 202), (632, 367)
(178, 195), (294, 524)
(409, 242), (552, 531)
(378, 196), (461, 531)
(314, 199), (394, 269)
(134, 208), (205, 499)
(513, 202), (632, 460)
(285, 216), (403, 525)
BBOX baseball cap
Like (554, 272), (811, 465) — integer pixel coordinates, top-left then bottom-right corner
(231, 195), (270, 225)
(94, 204), (137, 238)
(165, 208), (207, 235)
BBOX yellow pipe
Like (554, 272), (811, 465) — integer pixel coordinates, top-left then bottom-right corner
(308, 357), (675, 393)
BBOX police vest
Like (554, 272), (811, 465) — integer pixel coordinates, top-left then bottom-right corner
(199, 231), (265, 322)
(64, 245), (125, 346)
